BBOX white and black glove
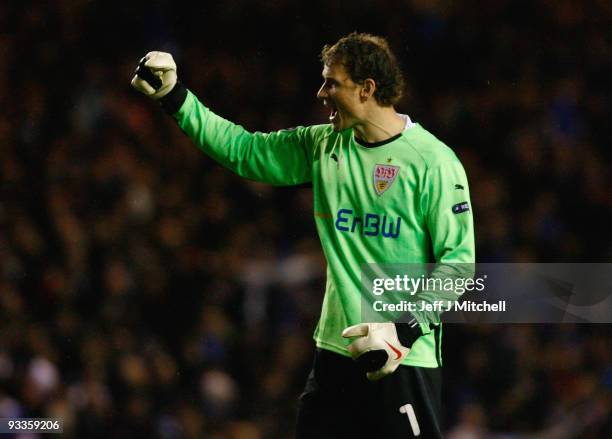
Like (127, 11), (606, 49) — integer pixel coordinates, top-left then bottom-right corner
(131, 51), (187, 114)
(342, 319), (421, 381)
(131, 51), (177, 99)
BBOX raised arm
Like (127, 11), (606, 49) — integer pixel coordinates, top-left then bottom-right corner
(131, 51), (314, 185)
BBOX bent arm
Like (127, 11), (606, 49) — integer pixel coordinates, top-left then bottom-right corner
(411, 159), (476, 327)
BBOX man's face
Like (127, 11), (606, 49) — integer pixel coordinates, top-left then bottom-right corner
(317, 62), (363, 131)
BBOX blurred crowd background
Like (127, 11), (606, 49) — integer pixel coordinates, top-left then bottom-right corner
(1, 0), (611, 438)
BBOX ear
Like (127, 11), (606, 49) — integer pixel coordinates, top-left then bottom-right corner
(360, 78), (376, 101)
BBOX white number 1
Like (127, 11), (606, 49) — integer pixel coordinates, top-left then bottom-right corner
(399, 403), (420, 436)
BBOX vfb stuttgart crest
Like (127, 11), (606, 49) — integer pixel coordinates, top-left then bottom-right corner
(373, 164), (400, 195)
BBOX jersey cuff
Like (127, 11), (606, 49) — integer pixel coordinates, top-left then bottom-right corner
(160, 82), (188, 115)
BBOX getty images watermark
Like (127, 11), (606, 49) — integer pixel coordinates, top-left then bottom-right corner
(370, 273), (504, 313)
(361, 263), (612, 324)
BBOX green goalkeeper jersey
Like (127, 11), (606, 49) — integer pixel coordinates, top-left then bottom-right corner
(171, 90), (475, 368)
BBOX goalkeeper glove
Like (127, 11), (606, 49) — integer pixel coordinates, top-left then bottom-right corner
(131, 51), (177, 100)
(342, 320), (421, 381)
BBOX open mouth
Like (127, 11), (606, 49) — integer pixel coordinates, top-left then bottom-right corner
(328, 101), (339, 122)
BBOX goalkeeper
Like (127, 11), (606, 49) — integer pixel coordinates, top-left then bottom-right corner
(132, 32), (474, 438)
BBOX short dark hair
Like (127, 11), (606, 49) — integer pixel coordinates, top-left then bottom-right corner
(320, 32), (405, 106)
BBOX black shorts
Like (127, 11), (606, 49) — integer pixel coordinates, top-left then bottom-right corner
(295, 349), (443, 439)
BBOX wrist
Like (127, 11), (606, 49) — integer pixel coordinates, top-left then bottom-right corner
(395, 317), (422, 348)
(159, 81), (188, 115)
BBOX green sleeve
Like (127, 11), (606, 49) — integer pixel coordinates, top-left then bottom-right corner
(424, 160), (475, 264)
(173, 90), (313, 185)
(411, 159), (476, 327)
